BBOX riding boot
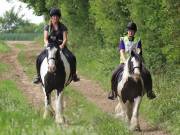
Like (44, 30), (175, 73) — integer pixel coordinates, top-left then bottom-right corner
(72, 74), (80, 82)
(33, 50), (46, 84)
(108, 64), (124, 100)
(33, 75), (41, 84)
(147, 90), (156, 99)
(108, 91), (116, 100)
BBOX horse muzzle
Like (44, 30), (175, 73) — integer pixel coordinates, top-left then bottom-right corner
(48, 65), (56, 73)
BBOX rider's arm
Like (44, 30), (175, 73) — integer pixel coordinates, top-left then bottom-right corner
(120, 49), (126, 63)
(137, 39), (142, 55)
(59, 31), (67, 48)
(44, 31), (48, 47)
(119, 38), (126, 63)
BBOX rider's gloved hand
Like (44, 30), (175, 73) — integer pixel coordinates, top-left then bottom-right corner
(59, 44), (65, 49)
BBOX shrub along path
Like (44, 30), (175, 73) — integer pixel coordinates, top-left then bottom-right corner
(5, 41), (169, 135)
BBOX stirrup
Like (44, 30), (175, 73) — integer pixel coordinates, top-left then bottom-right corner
(73, 75), (80, 82)
(33, 77), (41, 84)
(147, 91), (156, 99)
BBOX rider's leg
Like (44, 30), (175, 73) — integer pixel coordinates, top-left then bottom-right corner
(33, 49), (46, 84)
(108, 64), (124, 100)
(62, 47), (80, 82)
(141, 66), (156, 99)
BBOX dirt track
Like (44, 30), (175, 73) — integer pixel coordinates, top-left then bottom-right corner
(2, 41), (169, 135)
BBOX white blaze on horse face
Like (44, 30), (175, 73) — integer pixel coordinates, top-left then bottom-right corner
(131, 57), (140, 75)
(47, 47), (57, 72)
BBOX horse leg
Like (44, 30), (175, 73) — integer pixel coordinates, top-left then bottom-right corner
(127, 102), (133, 123)
(55, 90), (64, 124)
(115, 96), (123, 115)
(130, 96), (142, 131)
(42, 87), (54, 119)
(115, 96), (129, 123)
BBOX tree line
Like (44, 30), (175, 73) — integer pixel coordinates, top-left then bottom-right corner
(19, 0), (179, 71)
(0, 6), (44, 33)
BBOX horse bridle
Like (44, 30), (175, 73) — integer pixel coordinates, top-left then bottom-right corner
(46, 46), (61, 64)
(47, 57), (56, 62)
(133, 66), (141, 70)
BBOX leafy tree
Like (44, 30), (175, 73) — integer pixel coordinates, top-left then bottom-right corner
(0, 7), (28, 32)
(19, 0), (61, 20)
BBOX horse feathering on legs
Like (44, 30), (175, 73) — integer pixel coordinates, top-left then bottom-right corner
(115, 50), (145, 131)
(40, 44), (74, 124)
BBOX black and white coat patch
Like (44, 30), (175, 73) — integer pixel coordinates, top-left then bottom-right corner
(115, 51), (145, 131)
(40, 45), (74, 124)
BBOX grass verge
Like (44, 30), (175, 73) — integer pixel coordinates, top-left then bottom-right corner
(0, 41), (11, 53)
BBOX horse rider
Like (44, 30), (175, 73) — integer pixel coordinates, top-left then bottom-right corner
(108, 21), (156, 100)
(33, 7), (80, 84)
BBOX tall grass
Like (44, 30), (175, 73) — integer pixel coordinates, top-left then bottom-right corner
(0, 63), (9, 74)
(0, 33), (41, 41)
(141, 66), (180, 135)
(0, 41), (11, 53)
(74, 46), (119, 91)
(18, 50), (37, 79)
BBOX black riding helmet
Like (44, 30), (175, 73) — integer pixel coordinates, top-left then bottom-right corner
(50, 8), (61, 17)
(127, 22), (137, 32)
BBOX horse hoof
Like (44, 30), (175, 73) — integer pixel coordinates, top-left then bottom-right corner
(43, 111), (48, 119)
(55, 116), (65, 124)
(115, 113), (123, 119)
(129, 125), (141, 131)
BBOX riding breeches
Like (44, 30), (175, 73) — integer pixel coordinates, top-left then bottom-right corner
(36, 49), (47, 76)
(61, 47), (77, 77)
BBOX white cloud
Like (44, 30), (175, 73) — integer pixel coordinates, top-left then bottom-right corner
(0, 0), (44, 24)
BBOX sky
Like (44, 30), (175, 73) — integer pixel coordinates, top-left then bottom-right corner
(0, 0), (44, 24)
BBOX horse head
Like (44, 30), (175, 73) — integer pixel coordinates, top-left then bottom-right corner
(46, 43), (60, 73)
(128, 50), (143, 75)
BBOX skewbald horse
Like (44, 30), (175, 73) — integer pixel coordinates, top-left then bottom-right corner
(115, 50), (145, 131)
(40, 43), (75, 124)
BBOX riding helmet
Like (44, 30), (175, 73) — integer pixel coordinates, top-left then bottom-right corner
(127, 22), (137, 32)
(50, 8), (61, 17)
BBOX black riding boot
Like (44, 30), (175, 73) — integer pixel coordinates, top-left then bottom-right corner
(142, 65), (156, 99)
(108, 91), (117, 100)
(147, 91), (156, 99)
(108, 64), (124, 100)
(33, 49), (46, 84)
(33, 75), (41, 84)
(73, 73), (80, 82)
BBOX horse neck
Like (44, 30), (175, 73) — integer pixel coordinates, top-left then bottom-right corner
(122, 58), (130, 79)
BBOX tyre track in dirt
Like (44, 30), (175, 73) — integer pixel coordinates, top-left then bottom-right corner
(3, 41), (43, 108)
(4, 41), (169, 135)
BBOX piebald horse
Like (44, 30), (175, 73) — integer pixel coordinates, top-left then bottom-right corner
(40, 44), (74, 124)
(115, 50), (145, 131)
